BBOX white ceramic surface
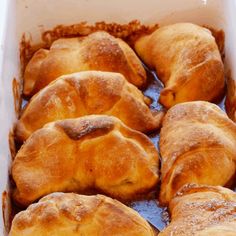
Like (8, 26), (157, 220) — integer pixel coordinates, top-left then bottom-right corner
(1, 0), (236, 234)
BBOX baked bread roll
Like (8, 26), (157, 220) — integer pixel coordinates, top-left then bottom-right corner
(24, 31), (146, 96)
(16, 71), (164, 142)
(159, 184), (236, 236)
(134, 23), (224, 108)
(9, 192), (155, 236)
(12, 115), (159, 207)
(159, 101), (236, 205)
(226, 77), (236, 122)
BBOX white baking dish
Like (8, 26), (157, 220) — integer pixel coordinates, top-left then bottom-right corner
(1, 0), (236, 234)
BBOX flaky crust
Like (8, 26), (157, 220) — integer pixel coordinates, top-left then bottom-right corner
(12, 115), (159, 207)
(16, 71), (164, 142)
(226, 76), (236, 122)
(159, 101), (236, 205)
(24, 31), (146, 96)
(9, 192), (155, 236)
(134, 23), (224, 108)
(159, 184), (236, 236)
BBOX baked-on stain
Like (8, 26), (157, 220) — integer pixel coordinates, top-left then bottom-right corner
(12, 78), (22, 119)
(2, 191), (12, 234)
(205, 26), (225, 59)
(41, 21), (159, 48)
(8, 129), (16, 160)
(225, 75), (236, 122)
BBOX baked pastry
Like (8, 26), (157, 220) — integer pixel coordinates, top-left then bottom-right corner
(12, 115), (159, 207)
(134, 23), (224, 108)
(24, 31), (146, 96)
(226, 77), (236, 122)
(9, 192), (155, 236)
(159, 101), (236, 205)
(159, 184), (236, 236)
(15, 71), (164, 142)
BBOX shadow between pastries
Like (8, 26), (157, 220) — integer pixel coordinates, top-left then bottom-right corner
(15, 71), (164, 142)
(159, 101), (236, 205)
(12, 115), (159, 207)
(134, 23), (225, 108)
(23, 31), (146, 96)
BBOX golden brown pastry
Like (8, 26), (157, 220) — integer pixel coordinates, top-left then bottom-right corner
(16, 71), (164, 142)
(226, 77), (236, 122)
(159, 101), (236, 205)
(12, 115), (159, 207)
(24, 31), (146, 96)
(134, 23), (224, 108)
(159, 184), (236, 236)
(9, 192), (155, 236)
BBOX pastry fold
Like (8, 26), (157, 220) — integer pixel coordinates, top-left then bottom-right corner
(159, 184), (236, 236)
(159, 101), (236, 205)
(16, 71), (163, 142)
(134, 23), (224, 108)
(12, 115), (159, 207)
(24, 31), (146, 96)
(9, 193), (155, 236)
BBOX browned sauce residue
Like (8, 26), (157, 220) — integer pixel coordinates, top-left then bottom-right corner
(2, 191), (12, 234)
(8, 129), (16, 160)
(12, 78), (22, 119)
(42, 20), (158, 47)
(20, 21), (159, 73)
(20, 33), (32, 76)
(225, 75), (236, 122)
(205, 26), (225, 59)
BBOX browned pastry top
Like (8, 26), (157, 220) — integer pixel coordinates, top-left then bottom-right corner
(159, 184), (236, 236)
(9, 192), (155, 236)
(24, 31), (146, 96)
(159, 101), (236, 204)
(12, 115), (159, 207)
(16, 71), (164, 142)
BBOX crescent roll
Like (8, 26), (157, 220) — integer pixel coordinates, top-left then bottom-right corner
(9, 192), (155, 236)
(159, 101), (236, 205)
(15, 71), (163, 142)
(24, 31), (146, 96)
(12, 115), (159, 207)
(226, 77), (236, 122)
(134, 23), (224, 108)
(159, 184), (236, 236)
